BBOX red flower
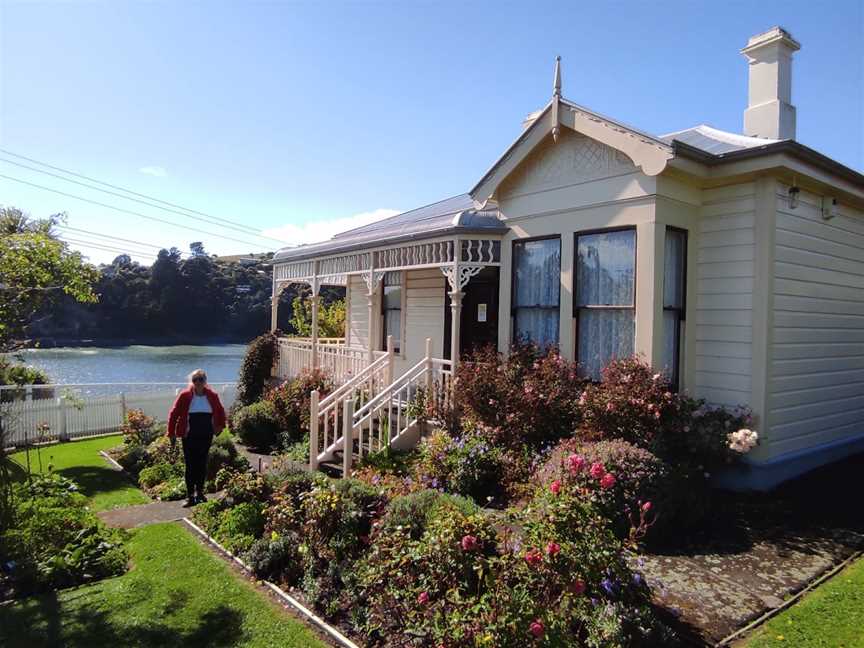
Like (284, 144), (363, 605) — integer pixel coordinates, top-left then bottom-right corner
(529, 619), (545, 638)
(461, 534), (478, 551)
(600, 473), (617, 490)
(567, 454), (585, 475)
(545, 541), (561, 556)
(524, 548), (543, 567)
(571, 578), (586, 595)
(549, 479), (561, 496)
(589, 462), (606, 479)
(417, 591), (429, 605)
(641, 501), (652, 512)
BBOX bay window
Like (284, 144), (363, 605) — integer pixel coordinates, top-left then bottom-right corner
(575, 228), (636, 380)
(512, 237), (561, 348)
(662, 228), (687, 389)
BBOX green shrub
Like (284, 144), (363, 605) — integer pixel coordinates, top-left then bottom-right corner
(138, 462), (181, 490)
(150, 476), (187, 501)
(538, 438), (674, 541)
(192, 499), (226, 535)
(215, 467), (271, 504)
(120, 409), (159, 446)
(2, 475), (129, 595)
(381, 490), (478, 539)
(415, 428), (505, 502)
(207, 430), (249, 480)
(267, 368), (334, 445)
(216, 502), (265, 553)
(244, 533), (303, 585)
(146, 434), (181, 465)
(234, 332), (279, 410)
(114, 443), (149, 476)
(231, 401), (281, 450)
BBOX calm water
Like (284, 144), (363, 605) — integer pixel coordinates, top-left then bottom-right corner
(13, 345), (247, 385)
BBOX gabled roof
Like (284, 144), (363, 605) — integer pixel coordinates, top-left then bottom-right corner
(469, 95), (675, 202)
(272, 195), (506, 263)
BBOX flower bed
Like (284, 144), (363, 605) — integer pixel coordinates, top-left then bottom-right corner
(190, 464), (678, 647)
(109, 409), (249, 500)
(0, 473), (129, 598)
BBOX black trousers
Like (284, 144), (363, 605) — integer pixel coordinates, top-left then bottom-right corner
(182, 413), (213, 497)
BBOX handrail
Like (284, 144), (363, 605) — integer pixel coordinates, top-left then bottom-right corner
(352, 357), (428, 420)
(318, 351), (391, 410)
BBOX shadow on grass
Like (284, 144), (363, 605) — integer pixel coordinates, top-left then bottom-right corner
(52, 465), (137, 500)
(0, 590), (249, 648)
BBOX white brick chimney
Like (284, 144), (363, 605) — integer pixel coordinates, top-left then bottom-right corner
(741, 27), (801, 140)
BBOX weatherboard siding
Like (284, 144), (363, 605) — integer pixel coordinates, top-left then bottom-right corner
(403, 269), (446, 362)
(692, 182), (756, 406)
(348, 275), (372, 352)
(767, 187), (864, 457)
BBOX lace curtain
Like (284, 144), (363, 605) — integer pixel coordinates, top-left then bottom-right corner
(576, 230), (636, 379)
(513, 238), (560, 348)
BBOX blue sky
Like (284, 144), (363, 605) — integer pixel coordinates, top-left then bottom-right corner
(1, 0), (861, 264)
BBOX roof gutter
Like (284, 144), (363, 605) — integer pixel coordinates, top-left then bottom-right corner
(673, 140), (864, 188)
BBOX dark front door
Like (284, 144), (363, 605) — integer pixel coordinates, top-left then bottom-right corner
(444, 267), (499, 360)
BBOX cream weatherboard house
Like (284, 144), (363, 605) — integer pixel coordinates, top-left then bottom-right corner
(271, 27), (864, 489)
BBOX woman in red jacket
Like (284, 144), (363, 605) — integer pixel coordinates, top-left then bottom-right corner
(167, 369), (227, 507)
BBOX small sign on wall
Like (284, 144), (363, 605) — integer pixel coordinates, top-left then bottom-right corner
(477, 303), (487, 322)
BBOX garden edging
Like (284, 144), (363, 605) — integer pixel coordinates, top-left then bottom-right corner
(182, 517), (360, 648)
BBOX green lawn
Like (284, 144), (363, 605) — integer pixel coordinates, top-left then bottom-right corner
(743, 556), (864, 647)
(10, 435), (149, 510)
(0, 522), (327, 648)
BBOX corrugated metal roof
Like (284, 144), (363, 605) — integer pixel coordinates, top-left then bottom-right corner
(273, 194), (506, 263)
(661, 124), (780, 155)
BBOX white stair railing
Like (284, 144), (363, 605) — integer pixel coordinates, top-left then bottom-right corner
(275, 336), (385, 384)
(309, 336), (395, 469)
(332, 338), (452, 477)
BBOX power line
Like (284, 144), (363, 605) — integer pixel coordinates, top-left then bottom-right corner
(57, 225), (189, 255)
(0, 156), (290, 245)
(0, 173), (277, 250)
(0, 148), (287, 242)
(59, 236), (159, 260)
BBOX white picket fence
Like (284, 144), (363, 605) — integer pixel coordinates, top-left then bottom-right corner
(0, 382), (237, 447)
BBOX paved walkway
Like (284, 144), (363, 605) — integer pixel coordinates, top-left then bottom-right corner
(640, 452), (864, 644)
(97, 497), (198, 528)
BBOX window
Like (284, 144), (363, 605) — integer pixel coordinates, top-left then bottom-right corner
(662, 228), (687, 389)
(575, 228), (636, 380)
(512, 237), (561, 348)
(381, 271), (402, 353)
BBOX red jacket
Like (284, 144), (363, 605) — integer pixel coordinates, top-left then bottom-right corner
(167, 386), (227, 438)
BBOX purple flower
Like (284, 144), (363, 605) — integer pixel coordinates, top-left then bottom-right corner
(601, 578), (616, 596)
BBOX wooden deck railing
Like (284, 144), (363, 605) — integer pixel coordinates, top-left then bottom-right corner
(274, 336), (384, 385)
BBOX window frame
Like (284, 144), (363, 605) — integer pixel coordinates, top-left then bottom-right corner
(381, 271), (404, 354)
(510, 234), (562, 347)
(663, 226), (688, 391)
(573, 226), (638, 379)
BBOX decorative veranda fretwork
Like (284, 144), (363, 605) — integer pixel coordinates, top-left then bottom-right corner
(273, 238), (502, 286)
(460, 239), (500, 264)
(441, 265), (484, 292)
(362, 269), (387, 294)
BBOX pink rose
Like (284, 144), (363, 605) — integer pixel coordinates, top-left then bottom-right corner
(461, 535), (478, 551)
(571, 578), (586, 595)
(545, 541), (561, 556)
(641, 501), (652, 512)
(524, 549), (543, 567)
(549, 479), (561, 496)
(529, 619), (545, 638)
(417, 591), (429, 605)
(589, 462), (606, 479)
(567, 454), (585, 475)
(605, 402), (615, 412)
(600, 473), (616, 490)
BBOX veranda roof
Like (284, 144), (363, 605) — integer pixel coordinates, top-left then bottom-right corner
(273, 195), (506, 263)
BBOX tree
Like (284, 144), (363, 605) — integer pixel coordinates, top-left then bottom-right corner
(289, 294), (346, 338)
(190, 241), (206, 257)
(0, 208), (98, 351)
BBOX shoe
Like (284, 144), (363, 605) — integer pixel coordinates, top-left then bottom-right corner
(183, 497), (196, 508)
(196, 493), (208, 504)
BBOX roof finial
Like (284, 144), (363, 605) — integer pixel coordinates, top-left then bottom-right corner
(553, 55), (561, 97)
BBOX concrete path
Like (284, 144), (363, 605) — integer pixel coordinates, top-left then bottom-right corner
(639, 452), (864, 644)
(98, 497), (205, 528)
